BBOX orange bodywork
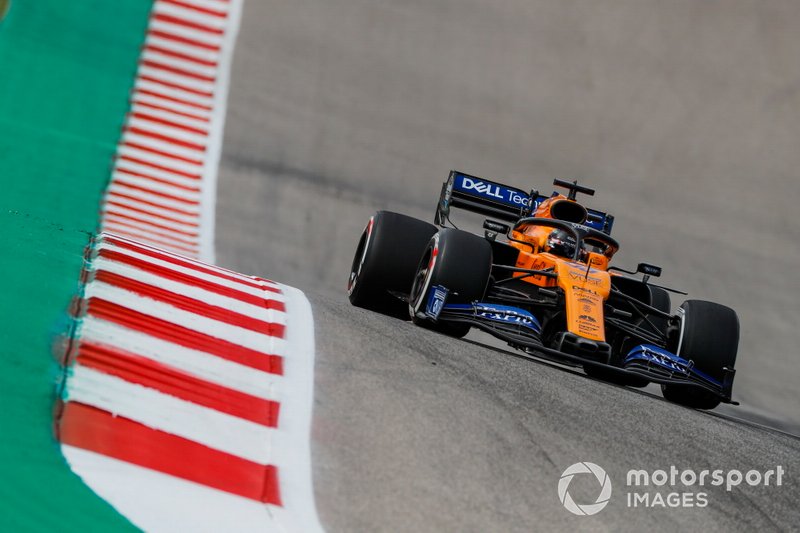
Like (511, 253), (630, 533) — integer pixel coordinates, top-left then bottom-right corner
(507, 195), (614, 342)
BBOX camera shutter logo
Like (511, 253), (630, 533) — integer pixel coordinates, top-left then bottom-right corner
(558, 462), (612, 516)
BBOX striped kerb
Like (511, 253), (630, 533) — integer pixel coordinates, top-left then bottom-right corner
(56, 1), (323, 530)
(58, 233), (285, 505)
(101, 0), (235, 259)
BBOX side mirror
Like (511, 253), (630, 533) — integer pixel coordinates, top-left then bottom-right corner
(637, 263), (662, 278)
(483, 219), (510, 241)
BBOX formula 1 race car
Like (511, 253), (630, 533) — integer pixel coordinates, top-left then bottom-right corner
(347, 171), (740, 409)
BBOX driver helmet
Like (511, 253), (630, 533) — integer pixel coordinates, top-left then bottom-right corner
(545, 229), (578, 258)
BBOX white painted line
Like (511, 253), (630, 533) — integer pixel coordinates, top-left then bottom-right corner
(137, 65), (216, 99)
(104, 195), (202, 225)
(91, 256), (281, 318)
(127, 116), (209, 146)
(131, 102), (212, 128)
(108, 183), (201, 213)
(146, 34), (221, 64)
(103, 209), (196, 235)
(180, 0), (231, 13)
(197, 0), (243, 263)
(134, 78), (214, 108)
(101, 224), (199, 255)
(101, 222), (201, 252)
(79, 316), (283, 400)
(83, 281), (288, 351)
(114, 162), (203, 191)
(102, 205), (200, 234)
(129, 108), (210, 133)
(141, 53), (218, 83)
(62, 446), (278, 533)
(142, 49), (219, 79)
(129, 103), (210, 132)
(118, 143), (204, 170)
(66, 365), (274, 463)
(95, 241), (280, 297)
(154, 3), (228, 31)
(267, 285), (324, 533)
(119, 136), (205, 168)
(150, 19), (224, 48)
(118, 145), (204, 174)
(137, 67), (215, 95)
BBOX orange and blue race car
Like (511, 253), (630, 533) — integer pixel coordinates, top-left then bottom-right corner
(347, 171), (740, 410)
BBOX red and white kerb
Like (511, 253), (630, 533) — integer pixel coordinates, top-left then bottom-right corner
(58, 234), (320, 532)
(102, 0), (240, 261)
(58, 1), (322, 530)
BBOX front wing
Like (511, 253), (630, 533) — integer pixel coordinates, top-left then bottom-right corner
(421, 285), (737, 404)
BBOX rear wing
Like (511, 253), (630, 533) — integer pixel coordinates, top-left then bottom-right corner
(435, 170), (615, 234)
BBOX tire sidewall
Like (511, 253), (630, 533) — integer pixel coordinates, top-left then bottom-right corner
(348, 211), (438, 315)
(348, 215), (377, 300)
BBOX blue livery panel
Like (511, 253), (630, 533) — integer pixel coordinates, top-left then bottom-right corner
(423, 283), (542, 334)
(451, 171), (532, 212)
(624, 344), (722, 387)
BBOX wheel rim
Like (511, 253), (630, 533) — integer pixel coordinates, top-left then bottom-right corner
(408, 238), (438, 316)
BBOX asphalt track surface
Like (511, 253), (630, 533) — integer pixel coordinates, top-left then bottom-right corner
(216, 1), (800, 530)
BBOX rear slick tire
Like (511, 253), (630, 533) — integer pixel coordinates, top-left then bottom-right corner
(348, 211), (437, 319)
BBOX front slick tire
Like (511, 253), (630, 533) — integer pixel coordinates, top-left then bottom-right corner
(661, 300), (739, 410)
(408, 228), (492, 338)
(348, 211), (437, 319)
